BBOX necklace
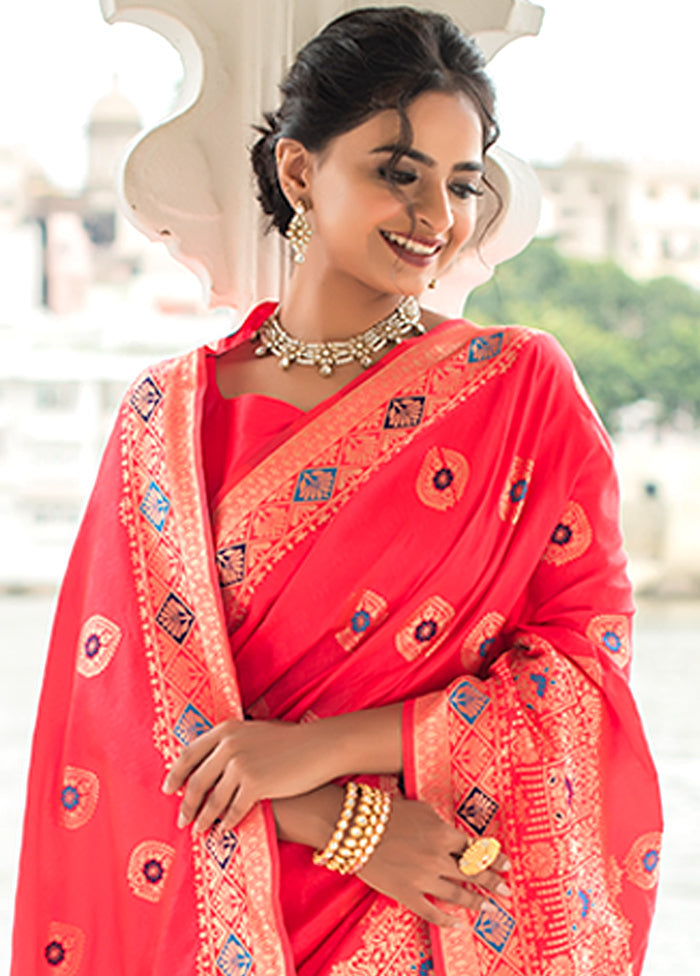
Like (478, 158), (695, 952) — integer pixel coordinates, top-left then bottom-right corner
(251, 296), (424, 377)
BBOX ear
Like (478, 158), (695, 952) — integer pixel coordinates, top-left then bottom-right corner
(276, 138), (313, 206)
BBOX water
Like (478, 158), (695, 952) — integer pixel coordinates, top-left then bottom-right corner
(1, 595), (697, 973)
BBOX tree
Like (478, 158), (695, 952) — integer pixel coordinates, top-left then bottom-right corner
(465, 239), (700, 431)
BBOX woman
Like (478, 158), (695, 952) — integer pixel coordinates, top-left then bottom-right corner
(12, 7), (661, 976)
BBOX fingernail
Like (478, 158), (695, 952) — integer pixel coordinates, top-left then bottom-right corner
(161, 780), (171, 794)
(177, 812), (187, 829)
(502, 859), (512, 871)
(451, 921), (466, 930)
(497, 882), (511, 896)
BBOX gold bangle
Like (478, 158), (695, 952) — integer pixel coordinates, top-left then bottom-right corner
(312, 781), (359, 867)
(323, 783), (392, 875)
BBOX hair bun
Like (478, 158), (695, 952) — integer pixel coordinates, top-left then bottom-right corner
(251, 112), (293, 234)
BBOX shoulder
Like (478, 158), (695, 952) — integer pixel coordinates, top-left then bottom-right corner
(442, 317), (573, 379)
(453, 318), (611, 446)
(120, 346), (205, 423)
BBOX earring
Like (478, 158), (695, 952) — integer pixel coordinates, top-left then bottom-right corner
(286, 201), (312, 264)
(427, 278), (438, 290)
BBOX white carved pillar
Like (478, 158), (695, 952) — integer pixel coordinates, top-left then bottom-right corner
(100, 0), (544, 317)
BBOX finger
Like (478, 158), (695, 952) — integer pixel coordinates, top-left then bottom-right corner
(414, 896), (466, 930)
(163, 729), (220, 794)
(192, 767), (240, 835)
(441, 859), (512, 900)
(220, 785), (255, 831)
(177, 749), (233, 827)
(430, 879), (485, 913)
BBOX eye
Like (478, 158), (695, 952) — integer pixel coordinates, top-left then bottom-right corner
(378, 166), (418, 186)
(450, 181), (485, 200)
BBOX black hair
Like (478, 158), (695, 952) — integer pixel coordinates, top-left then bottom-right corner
(250, 5), (500, 236)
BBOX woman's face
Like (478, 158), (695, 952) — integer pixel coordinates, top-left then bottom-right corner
(301, 90), (485, 297)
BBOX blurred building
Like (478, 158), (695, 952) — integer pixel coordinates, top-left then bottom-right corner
(2, 97), (700, 591)
(535, 148), (700, 290)
(0, 85), (219, 589)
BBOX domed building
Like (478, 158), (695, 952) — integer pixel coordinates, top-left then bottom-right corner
(84, 83), (142, 249)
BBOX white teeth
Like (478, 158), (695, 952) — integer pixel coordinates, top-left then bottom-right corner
(383, 231), (441, 256)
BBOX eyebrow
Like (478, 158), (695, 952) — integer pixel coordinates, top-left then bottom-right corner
(370, 143), (485, 174)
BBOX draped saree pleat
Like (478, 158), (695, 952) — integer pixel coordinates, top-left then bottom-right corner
(12, 302), (661, 976)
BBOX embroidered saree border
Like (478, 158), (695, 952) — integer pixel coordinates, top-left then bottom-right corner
(120, 353), (292, 976)
(213, 324), (533, 622)
(406, 650), (637, 976)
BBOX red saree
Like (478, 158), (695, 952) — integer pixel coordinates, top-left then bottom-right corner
(12, 302), (661, 976)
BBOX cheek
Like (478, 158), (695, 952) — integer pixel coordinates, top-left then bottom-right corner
(452, 202), (479, 246)
(317, 185), (409, 246)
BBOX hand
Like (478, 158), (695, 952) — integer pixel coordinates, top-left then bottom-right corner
(162, 718), (335, 834)
(356, 795), (511, 928)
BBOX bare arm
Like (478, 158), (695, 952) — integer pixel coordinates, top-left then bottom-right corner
(271, 784), (510, 929)
(162, 704), (404, 832)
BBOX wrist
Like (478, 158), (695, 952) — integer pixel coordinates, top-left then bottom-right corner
(272, 784), (344, 848)
(310, 705), (403, 780)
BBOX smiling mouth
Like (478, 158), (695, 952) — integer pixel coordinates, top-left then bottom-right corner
(380, 230), (444, 258)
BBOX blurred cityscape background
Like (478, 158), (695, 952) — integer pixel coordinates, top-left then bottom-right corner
(1, 81), (699, 594)
(2, 2), (698, 973)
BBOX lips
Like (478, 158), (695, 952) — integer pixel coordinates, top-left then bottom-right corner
(380, 230), (445, 268)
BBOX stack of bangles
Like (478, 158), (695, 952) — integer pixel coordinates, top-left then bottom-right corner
(312, 781), (392, 875)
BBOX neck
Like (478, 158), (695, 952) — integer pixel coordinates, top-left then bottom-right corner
(279, 264), (411, 342)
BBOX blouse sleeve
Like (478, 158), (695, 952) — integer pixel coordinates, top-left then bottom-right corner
(402, 343), (662, 976)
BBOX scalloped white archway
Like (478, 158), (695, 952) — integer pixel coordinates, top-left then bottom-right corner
(100, 0), (544, 316)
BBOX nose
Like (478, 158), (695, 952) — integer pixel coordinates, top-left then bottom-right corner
(416, 181), (454, 236)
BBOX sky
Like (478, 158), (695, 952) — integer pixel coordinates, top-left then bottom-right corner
(1, 0), (699, 191)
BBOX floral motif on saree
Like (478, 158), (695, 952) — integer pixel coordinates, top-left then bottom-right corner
(75, 614), (122, 678)
(58, 766), (100, 830)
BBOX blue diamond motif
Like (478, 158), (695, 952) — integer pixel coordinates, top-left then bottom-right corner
(140, 480), (170, 532)
(383, 396), (426, 429)
(129, 375), (162, 422)
(474, 898), (515, 954)
(206, 820), (239, 871)
(293, 467), (337, 503)
(216, 932), (253, 976)
(448, 679), (490, 726)
(173, 703), (213, 746)
(456, 786), (498, 835)
(468, 333), (504, 363)
(156, 592), (195, 644)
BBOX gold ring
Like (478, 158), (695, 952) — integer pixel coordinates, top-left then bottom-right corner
(458, 837), (501, 877)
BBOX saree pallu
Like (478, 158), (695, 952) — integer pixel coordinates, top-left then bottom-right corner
(12, 304), (661, 976)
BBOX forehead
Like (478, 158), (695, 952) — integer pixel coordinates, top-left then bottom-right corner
(331, 90), (484, 161)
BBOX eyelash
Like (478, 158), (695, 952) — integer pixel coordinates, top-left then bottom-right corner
(378, 166), (484, 199)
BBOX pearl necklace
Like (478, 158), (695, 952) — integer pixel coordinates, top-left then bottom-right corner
(251, 296), (424, 377)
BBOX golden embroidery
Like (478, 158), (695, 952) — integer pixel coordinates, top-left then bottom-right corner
(120, 356), (289, 976)
(415, 445), (469, 511)
(43, 921), (85, 976)
(335, 589), (389, 652)
(213, 326), (533, 628)
(623, 831), (661, 890)
(127, 840), (176, 903)
(395, 595), (455, 662)
(460, 611), (506, 668)
(75, 614), (122, 678)
(542, 501), (592, 566)
(329, 902), (431, 976)
(59, 766), (99, 830)
(586, 614), (632, 671)
(499, 456), (535, 525)
(414, 641), (636, 975)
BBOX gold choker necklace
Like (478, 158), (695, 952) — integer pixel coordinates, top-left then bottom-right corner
(251, 296), (424, 377)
